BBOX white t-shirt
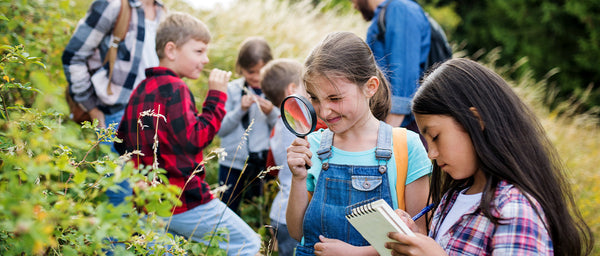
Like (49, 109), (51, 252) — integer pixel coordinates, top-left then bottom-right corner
(435, 188), (482, 243)
(134, 18), (160, 87)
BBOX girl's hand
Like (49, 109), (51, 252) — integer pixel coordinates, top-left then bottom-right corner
(394, 209), (421, 233)
(208, 68), (231, 93)
(241, 94), (255, 111)
(385, 232), (447, 256)
(256, 96), (274, 114)
(287, 138), (312, 179)
(314, 236), (376, 256)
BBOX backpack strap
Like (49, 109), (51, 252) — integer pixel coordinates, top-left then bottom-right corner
(376, 0), (391, 42)
(392, 127), (408, 210)
(103, 0), (132, 95)
(424, 12), (452, 70)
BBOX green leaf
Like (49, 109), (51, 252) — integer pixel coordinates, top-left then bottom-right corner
(73, 170), (86, 184)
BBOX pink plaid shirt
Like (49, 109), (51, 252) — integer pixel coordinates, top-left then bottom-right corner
(430, 180), (553, 255)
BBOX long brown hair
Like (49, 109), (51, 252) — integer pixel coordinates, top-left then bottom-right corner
(413, 58), (593, 256)
(302, 31), (391, 121)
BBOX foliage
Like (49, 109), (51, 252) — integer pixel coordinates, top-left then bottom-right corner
(0, 1), (229, 253)
(431, 0), (600, 113)
(1, 0), (599, 254)
(0, 44), (43, 119)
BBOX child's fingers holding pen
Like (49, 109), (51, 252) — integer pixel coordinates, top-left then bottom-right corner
(394, 209), (412, 223)
(395, 209), (419, 233)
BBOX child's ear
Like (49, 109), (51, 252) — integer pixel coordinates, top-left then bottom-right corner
(469, 107), (485, 130)
(285, 83), (295, 96)
(287, 82), (303, 96)
(164, 41), (178, 61)
(364, 76), (379, 97)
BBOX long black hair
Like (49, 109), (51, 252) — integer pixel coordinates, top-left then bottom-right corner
(412, 58), (593, 255)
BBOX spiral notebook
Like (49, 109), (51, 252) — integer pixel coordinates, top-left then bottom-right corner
(345, 199), (415, 255)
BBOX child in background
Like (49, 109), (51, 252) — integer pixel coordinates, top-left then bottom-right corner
(286, 32), (432, 255)
(218, 37), (279, 214)
(115, 13), (261, 255)
(260, 58), (320, 256)
(386, 58), (593, 256)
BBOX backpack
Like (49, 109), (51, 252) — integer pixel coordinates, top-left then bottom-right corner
(392, 127), (408, 210)
(377, 0), (452, 72)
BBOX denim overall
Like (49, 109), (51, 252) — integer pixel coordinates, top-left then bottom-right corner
(295, 121), (395, 255)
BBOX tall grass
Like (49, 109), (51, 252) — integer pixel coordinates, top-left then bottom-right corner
(164, 0), (600, 253)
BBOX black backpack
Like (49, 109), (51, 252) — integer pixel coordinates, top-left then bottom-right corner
(377, 0), (452, 72)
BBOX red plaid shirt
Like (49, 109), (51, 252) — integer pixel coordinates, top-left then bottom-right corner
(116, 67), (226, 214)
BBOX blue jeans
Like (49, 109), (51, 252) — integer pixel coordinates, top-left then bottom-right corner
(103, 109), (124, 153)
(102, 109), (132, 206)
(270, 220), (297, 256)
(160, 198), (261, 256)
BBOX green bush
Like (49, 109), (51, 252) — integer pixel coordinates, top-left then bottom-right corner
(433, 0), (600, 113)
(2, 0), (599, 254)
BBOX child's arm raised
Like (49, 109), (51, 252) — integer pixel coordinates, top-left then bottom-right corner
(172, 69), (230, 151)
(207, 68), (231, 93)
(286, 137), (313, 241)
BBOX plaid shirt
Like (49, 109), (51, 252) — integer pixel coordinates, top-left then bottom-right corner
(430, 180), (553, 255)
(62, 0), (164, 114)
(115, 67), (226, 214)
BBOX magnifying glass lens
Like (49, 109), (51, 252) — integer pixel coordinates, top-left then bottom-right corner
(281, 95), (317, 138)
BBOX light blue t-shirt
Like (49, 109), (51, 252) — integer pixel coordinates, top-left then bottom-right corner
(306, 128), (432, 209)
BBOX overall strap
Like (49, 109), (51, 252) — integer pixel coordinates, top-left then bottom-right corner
(392, 127), (408, 210)
(375, 121), (393, 174)
(316, 129), (334, 161)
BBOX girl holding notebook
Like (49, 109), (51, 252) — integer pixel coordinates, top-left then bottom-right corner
(285, 32), (432, 255)
(386, 58), (593, 256)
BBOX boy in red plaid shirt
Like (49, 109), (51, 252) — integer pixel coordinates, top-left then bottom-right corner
(115, 12), (261, 255)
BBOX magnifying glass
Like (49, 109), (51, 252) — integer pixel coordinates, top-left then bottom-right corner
(280, 95), (317, 138)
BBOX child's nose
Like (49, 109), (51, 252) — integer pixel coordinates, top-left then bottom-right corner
(427, 145), (438, 160)
(317, 103), (331, 118)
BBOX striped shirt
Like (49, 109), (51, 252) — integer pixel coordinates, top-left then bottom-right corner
(115, 67), (227, 214)
(430, 180), (553, 255)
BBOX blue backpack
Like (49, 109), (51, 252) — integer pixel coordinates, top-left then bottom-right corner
(377, 0), (452, 72)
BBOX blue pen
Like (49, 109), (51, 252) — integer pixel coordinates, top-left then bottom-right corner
(412, 203), (435, 221)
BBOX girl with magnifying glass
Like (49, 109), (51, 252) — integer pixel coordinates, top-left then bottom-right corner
(286, 32), (432, 256)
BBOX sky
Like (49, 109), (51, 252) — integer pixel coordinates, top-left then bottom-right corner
(181, 0), (237, 10)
